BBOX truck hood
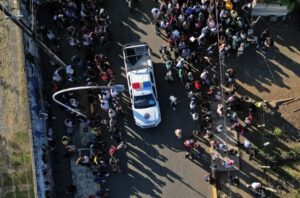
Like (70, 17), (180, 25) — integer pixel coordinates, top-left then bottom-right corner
(133, 105), (161, 128)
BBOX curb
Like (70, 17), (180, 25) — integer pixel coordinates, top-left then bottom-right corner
(212, 184), (218, 198)
(209, 147), (218, 198)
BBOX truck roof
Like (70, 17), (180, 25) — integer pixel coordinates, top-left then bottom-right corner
(123, 43), (152, 72)
(129, 68), (152, 96)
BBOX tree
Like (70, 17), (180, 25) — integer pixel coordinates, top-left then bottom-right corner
(274, 127), (283, 137)
(280, 0), (300, 11)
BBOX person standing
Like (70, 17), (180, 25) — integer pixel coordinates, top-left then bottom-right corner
(151, 7), (160, 21)
(175, 129), (183, 139)
(165, 70), (174, 83)
(169, 95), (178, 110)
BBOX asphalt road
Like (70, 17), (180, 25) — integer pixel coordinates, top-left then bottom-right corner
(105, 1), (213, 197)
(37, 0), (213, 197)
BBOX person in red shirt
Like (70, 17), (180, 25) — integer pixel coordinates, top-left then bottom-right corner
(194, 80), (201, 90)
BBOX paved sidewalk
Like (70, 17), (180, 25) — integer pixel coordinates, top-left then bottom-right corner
(71, 122), (100, 197)
(71, 158), (100, 198)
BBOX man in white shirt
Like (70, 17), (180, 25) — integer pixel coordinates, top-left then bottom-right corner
(244, 139), (251, 149)
(176, 58), (184, 69)
(151, 8), (160, 20)
(200, 70), (208, 83)
(247, 182), (262, 191)
(192, 112), (199, 121)
(190, 100), (196, 111)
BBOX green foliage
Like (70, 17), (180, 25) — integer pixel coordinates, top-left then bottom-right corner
(280, 0), (300, 11)
(260, 0), (300, 11)
(289, 189), (300, 198)
(274, 127), (283, 137)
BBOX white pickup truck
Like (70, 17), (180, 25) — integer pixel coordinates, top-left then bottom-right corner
(123, 43), (161, 128)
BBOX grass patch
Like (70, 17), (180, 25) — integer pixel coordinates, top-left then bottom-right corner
(281, 163), (300, 181)
(2, 131), (34, 195)
(2, 173), (12, 187)
(4, 185), (35, 198)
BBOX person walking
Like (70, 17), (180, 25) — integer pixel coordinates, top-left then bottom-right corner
(169, 95), (178, 110)
(117, 141), (127, 151)
(165, 70), (174, 83)
(190, 100), (196, 111)
(151, 7), (160, 21)
(174, 129), (183, 139)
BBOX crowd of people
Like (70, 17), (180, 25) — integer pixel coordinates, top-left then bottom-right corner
(151, 0), (273, 193)
(35, 0), (276, 196)
(36, 0), (129, 197)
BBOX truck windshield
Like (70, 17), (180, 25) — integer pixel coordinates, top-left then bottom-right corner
(134, 94), (156, 109)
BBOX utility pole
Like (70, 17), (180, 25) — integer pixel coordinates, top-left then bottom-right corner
(52, 85), (125, 118)
(0, 2), (66, 67)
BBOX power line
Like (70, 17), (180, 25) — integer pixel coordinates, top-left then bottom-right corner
(0, 3), (66, 67)
(214, 0), (232, 197)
